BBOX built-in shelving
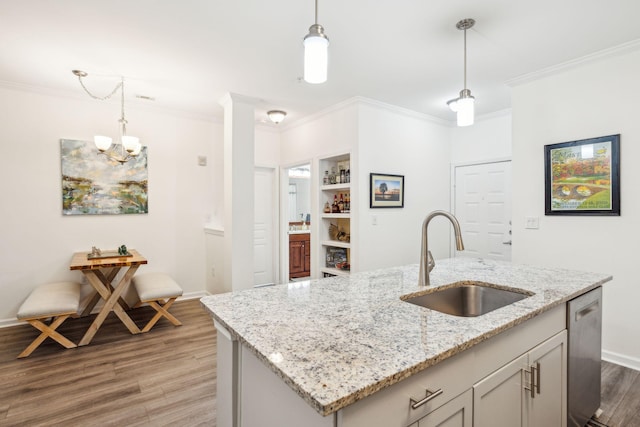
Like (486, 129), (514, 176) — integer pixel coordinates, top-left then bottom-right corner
(318, 153), (353, 278)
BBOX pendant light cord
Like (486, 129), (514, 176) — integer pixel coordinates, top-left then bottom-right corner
(463, 27), (467, 91)
(315, 0), (319, 24)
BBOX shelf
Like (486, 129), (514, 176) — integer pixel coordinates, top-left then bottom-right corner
(320, 267), (351, 277)
(321, 240), (351, 249)
(321, 183), (351, 191)
(321, 213), (350, 219)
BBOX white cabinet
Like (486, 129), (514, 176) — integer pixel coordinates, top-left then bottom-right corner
(318, 153), (353, 277)
(417, 389), (473, 427)
(473, 331), (567, 427)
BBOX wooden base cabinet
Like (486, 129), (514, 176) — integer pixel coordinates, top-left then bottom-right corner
(289, 233), (311, 279)
(473, 330), (567, 427)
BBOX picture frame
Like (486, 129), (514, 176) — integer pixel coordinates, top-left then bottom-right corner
(544, 134), (620, 216)
(370, 173), (404, 208)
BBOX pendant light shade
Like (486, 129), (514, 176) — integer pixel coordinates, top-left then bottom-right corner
(456, 89), (475, 127)
(303, 0), (329, 84)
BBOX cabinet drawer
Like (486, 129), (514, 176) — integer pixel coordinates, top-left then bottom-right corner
(289, 233), (310, 242)
(338, 349), (474, 427)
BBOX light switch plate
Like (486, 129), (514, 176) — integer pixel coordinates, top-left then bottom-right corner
(525, 216), (539, 229)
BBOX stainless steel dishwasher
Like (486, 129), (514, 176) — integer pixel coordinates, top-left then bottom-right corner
(567, 286), (603, 427)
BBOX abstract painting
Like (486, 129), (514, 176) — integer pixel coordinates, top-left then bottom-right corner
(61, 139), (148, 215)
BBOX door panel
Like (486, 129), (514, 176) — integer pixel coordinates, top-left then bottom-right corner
(254, 167), (276, 286)
(454, 161), (512, 261)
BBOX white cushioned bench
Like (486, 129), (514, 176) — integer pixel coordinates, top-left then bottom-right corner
(16, 281), (82, 358)
(132, 273), (183, 332)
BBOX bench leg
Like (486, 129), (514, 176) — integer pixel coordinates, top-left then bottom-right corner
(141, 298), (181, 332)
(18, 315), (76, 358)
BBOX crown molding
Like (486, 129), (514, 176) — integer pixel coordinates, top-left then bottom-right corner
(506, 39), (640, 87)
(0, 79), (223, 123)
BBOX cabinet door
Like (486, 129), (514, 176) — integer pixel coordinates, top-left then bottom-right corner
(418, 389), (472, 427)
(473, 353), (528, 427)
(527, 331), (567, 427)
(289, 240), (305, 276)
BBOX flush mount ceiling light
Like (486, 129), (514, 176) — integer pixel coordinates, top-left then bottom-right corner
(72, 69), (142, 164)
(447, 18), (476, 127)
(267, 110), (287, 124)
(303, 0), (329, 84)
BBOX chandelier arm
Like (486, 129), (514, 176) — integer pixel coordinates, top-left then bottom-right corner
(76, 75), (122, 101)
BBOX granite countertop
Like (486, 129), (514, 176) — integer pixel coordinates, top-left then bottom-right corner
(200, 257), (612, 416)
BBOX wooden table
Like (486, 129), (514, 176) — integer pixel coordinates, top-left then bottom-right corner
(69, 249), (148, 346)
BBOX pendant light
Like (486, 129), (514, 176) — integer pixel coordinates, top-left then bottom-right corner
(447, 19), (476, 127)
(303, 0), (329, 84)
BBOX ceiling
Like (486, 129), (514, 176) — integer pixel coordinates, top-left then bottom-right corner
(2, 1), (640, 125)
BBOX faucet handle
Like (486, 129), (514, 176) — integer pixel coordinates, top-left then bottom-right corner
(427, 250), (436, 272)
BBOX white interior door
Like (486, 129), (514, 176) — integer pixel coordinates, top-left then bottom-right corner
(454, 161), (512, 261)
(254, 167), (277, 286)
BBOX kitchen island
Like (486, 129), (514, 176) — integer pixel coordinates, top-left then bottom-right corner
(201, 257), (612, 427)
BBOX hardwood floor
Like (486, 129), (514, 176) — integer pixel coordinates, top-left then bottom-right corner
(1, 300), (639, 426)
(598, 361), (640, 427)
(0, 299), (216, 426)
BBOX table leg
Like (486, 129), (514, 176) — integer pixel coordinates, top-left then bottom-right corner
(79, 266), (141, 346)
(80, 268), (122, 317)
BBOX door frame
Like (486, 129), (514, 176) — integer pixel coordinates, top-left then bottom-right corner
(450, 157), (512, 258)
(279, 159), (314, 282)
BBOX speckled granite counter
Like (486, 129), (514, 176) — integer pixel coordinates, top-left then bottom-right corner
(200, 257), (611, 416)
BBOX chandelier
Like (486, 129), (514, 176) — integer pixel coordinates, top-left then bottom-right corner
(72, 70), (142, 164)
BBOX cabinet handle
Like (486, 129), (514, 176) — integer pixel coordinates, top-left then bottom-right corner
(524, 362), (541, 399)
(524, 366), (536, 399)
(410, 388), (443, 410)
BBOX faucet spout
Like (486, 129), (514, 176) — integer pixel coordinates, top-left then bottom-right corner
(419, 210), (465, 286)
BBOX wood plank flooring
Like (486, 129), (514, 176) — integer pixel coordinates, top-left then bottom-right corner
(0, 299), (216, 426)
(1, 299), (639, 426)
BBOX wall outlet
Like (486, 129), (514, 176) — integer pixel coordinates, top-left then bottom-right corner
(211, 267), (216, 277)
(371, 215), (378, 226)
(525, 216), (539, 229)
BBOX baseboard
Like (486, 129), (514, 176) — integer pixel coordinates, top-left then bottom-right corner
(602, 349), (640, 372)
(0, 291), (211, 329)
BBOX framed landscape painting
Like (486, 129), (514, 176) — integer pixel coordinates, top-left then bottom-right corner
(61, 139), (148, 215)
(370, 173), (404, 208)
(544, 134), (620, 216)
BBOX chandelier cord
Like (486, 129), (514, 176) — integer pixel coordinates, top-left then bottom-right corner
(75, 74), (122, 101)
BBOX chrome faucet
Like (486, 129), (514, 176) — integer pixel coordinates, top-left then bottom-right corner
(419, 210), (465, 286)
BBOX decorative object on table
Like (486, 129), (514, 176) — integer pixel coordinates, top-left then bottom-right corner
(87, 247), (133, 260)
(71, 70), (142, 164)
(325, 247), (347, 268)
(544, 134), (620, 216)
(370, 173), (404, 208)
(61, 139), (148, 215)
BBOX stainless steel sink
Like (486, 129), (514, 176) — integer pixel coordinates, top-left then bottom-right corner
(403, 282), (532, 317)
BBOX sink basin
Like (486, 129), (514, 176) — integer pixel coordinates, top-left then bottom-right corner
(404, 282), (532, 317)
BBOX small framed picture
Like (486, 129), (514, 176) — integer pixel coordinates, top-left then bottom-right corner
(544, 134), (620, 216)
(370, 173), (404, 208)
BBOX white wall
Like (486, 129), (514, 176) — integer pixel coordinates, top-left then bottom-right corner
(357, 101), (452, 271)
(451, 111), (512, 164)
(511, 48), (640, 369)
(0, 85), (217, 322)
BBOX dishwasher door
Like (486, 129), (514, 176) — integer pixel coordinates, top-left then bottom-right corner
(567, 286), (602, 427)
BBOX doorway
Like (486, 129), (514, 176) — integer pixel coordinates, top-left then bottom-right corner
(285, 164), (312, 281)
(453, 160), (512, 261)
